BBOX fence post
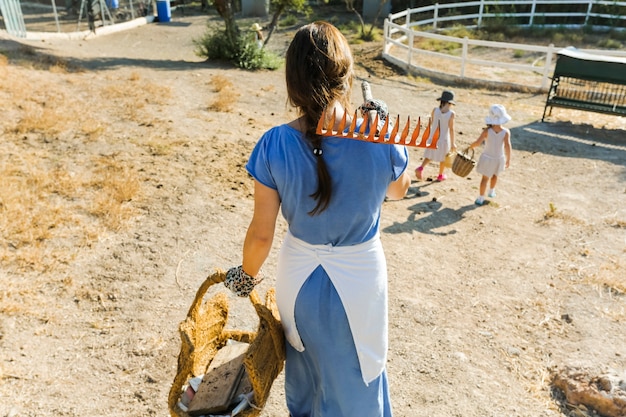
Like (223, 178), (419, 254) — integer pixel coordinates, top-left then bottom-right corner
(383, 18), (390, 54)
(542, 43), (555, 90)
(529, 0), (536, 26)
(407, 29), (414, 72)
(584, 0), (593, 26)
(478, 0), (484, 27)
(460, 36), (468, 78)
(406, 7), (410, 28)
(433, 3), (438, 30)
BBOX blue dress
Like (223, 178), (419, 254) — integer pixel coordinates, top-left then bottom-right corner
(246, 123), (408, 417)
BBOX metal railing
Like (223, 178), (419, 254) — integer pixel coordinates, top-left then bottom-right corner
(1, 0), (151, 38)
(0, 0), (27, 37)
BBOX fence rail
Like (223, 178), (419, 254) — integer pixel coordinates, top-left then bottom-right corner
(383, 0), (626, 91)
(391, 0), (626, 31)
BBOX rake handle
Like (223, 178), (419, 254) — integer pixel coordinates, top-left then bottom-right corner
(361, 81), (378, 128)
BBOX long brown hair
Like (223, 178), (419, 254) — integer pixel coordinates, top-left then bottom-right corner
(285, 21), (354, 215)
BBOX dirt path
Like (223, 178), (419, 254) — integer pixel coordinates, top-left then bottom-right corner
(1, 8), (625, 417)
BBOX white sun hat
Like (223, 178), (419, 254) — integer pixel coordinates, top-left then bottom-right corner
(485, 104), (512, 125)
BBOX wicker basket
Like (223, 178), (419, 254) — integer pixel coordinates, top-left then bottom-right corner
(168, 270), (285, 417)
(452, 147), (476, 177)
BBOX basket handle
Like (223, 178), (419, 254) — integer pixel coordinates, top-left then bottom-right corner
(186, 270), (226, 322)
(463, 147), (475, 159)
(186, 269), (269, 324)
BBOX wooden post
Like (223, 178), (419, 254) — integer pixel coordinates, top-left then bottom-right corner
(407, 30), (414, 72)
(383, 18), (390, 54)
(461, 36), (468, 78)
(433, 2), (438, 30)
(542, 43), (554, 90)
(478, 0), (483, 27)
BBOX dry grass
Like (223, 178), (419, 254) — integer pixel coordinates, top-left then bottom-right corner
(606, 219), (626, 229)
(13, 101), (72, 135)
(538, 202), (586, 226)
(3, 45), (81, 73)
(89, 157), (142, 231)
(586, 264), (626, 298)
(0, 52), (145, 273)
(208, 75), (239, 112)
(0, 154), (142, 272)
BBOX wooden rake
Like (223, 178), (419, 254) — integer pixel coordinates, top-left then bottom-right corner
(315, 108), (440, 148)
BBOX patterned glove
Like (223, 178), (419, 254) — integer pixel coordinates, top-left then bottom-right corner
(359, 99), (389, 132)
(225, 265), (263, 297)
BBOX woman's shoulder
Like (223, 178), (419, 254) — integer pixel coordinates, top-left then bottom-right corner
(265, 123), (298, 134)
(259, 123), (301, 141)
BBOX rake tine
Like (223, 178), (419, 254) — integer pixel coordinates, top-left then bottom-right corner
(378, 116), (390, 142)
(400, 116), (410, 144)
(367, 114), (380, 141)
(388, 115), (400, 143)
(410, 117), (421, 146)
(316, 109), (327, 135)
(337, 110), (348, 134)
(427, 120), (440, 149)
(358, 113), (368, 138)
(360, 112), (370, 138)
(417, 120), (430, 147)
(326, 108), (338, 135)
(348, 110), (358, 136)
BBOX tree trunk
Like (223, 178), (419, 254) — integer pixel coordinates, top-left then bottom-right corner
(264, 5), (286, 46)
(214, 0), (239, 44)
(345, 0), (366, 35)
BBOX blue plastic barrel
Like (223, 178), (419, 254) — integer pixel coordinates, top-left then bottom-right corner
(156, 0), (171, 22)
(106, 0), (119, 9)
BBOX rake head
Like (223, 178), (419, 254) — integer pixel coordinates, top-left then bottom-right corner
(315, 108), (440, 149)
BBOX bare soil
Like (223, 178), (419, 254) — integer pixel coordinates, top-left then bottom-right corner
(1, 7), (625, 417)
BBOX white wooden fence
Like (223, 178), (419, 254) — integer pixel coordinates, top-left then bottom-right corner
(383, 0), (626, 91)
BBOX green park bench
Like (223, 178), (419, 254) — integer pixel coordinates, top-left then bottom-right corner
(542, 47), (626, 122)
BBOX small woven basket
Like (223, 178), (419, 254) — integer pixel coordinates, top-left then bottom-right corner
(452, 147), (476, 177)
(168, 270), (285, 417)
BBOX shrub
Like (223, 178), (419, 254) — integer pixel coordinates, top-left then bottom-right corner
(194, 28), (282, 70)
(597, 38), (622, 49)
(280, 14), (298, 27)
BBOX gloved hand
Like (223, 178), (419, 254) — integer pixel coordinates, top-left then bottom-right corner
(225, 265), (263, 297)
(359, 99), (390, 133)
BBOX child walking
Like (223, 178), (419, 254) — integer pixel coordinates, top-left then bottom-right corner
(469, 104), (512, 206)
(415, 90), (456, 181)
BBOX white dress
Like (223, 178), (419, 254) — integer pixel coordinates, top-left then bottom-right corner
(476, 127), (509, 177)
(423, 107), (454, 162)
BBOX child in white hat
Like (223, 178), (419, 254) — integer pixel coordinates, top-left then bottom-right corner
(469, 104), (512, 206)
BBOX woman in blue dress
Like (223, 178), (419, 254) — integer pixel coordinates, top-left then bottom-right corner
(225, 21), (411, 417)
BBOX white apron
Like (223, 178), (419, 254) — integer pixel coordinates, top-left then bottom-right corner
(275, 231), (388, 385)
